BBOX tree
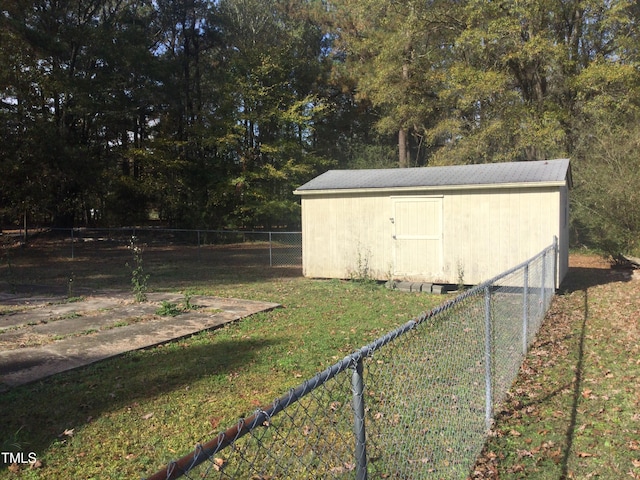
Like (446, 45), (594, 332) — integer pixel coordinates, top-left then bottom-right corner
(571, 123), (640, 257)
(426, 0), (640, 165)
(325, 0), (456, 167)
(0, 0), (161, 226)
(213, 0), (333, 228)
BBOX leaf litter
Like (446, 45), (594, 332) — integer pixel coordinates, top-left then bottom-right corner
(470, 254), (640, 479)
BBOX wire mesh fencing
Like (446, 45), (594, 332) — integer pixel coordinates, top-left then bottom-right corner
(48, 227), (302, 267)
(146, 239), (558, 480)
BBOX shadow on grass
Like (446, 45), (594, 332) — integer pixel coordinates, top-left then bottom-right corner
(559, 288), (588, 479)
(559, 266), (629, 294)
(0, 336), (281, 460)
(1, 241), (301, 294)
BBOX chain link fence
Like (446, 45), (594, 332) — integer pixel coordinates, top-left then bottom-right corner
(48, 228), (302, 267)
(145, 239), (558, 480)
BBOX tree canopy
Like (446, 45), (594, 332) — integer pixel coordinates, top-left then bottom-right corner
(2, 0), (640, 254)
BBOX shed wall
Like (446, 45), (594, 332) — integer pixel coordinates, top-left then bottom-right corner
(301, 186), (567, 285)
(301, 193), (394, 279)
(440, 187), (560, 285)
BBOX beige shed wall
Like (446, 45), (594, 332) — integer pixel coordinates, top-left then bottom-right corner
(301, 193), (394, 279)
(300, 185), (568, 285)
(440, 187), (561, 285)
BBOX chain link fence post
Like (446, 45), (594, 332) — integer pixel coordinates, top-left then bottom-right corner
(522, 264), (529, 356)
(484, 285), (493, 431)
(541, 249), (547, 310)
(352, 356), (368, 480)
(143, 241), (558, 480)
(553, 235), (558, 291)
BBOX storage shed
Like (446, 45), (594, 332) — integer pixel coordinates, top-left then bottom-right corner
(294, 159), (572, 287)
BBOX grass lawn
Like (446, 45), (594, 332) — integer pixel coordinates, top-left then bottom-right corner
(472, 253), (640, 479)
(0, 239), (447, 479)
(2, 239), (639, 479)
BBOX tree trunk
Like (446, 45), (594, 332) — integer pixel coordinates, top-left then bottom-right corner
(398, 62), (410, 168)
(398, 128), (409, 168)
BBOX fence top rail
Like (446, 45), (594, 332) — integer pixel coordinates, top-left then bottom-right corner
(49, 227), (302, 235)
(448, 240), (556, 302)
(144, 240), (556, 480)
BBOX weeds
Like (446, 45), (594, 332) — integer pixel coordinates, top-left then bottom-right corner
(155, 294), (199, 316)
(0, 426), (29, 452)
(155, 301), (182, 317)
(127, 236), (149, 302)
(182, 292), (194, 311)
(348, 244), (376, 285)
(457, 261), (466, 291)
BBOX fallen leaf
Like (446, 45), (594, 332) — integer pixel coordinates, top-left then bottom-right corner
(142, 412), (154, 420)
(209, 416), (221, 430)
(61, 428), (74, 437)
(213, 457), (225, 471)
(517, 449), (534, 458)
(577, 452), (594, 458)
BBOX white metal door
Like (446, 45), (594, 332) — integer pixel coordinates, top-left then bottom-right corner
(392, 196), (443, 279)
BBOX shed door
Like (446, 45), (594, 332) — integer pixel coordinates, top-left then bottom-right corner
(392, 196), (443, 279)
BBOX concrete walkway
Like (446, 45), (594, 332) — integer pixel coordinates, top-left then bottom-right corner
(0, 292), (279, 389)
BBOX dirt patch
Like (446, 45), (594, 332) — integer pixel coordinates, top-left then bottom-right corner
(1, 234), (301, 294)
(559, 252), (635, 293)
(568, 252), (612, 269)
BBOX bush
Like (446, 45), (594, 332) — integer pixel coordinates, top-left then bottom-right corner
(572, 123), (640, 257)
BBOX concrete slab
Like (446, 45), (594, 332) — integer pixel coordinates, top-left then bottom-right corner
(0, 294), (279, 389)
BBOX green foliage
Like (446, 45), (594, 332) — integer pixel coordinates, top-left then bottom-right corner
(127, 236), (149, 302)
(155, 301), (181, 317)
(156, 293), (200, 316)
(182, 292), (194, 311)
(328, 0), (454, 166)
(347, 243), (377, 285)
(0, 426), (29, 452)
(572, 123), (640, 257)
(2, 0), (640, 247)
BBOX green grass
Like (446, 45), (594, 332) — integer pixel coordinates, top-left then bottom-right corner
(3, 242), (638, 479)
(0, 276), (445, 479)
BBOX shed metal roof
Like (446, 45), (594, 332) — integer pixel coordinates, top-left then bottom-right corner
(295, 159), (571, 194)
